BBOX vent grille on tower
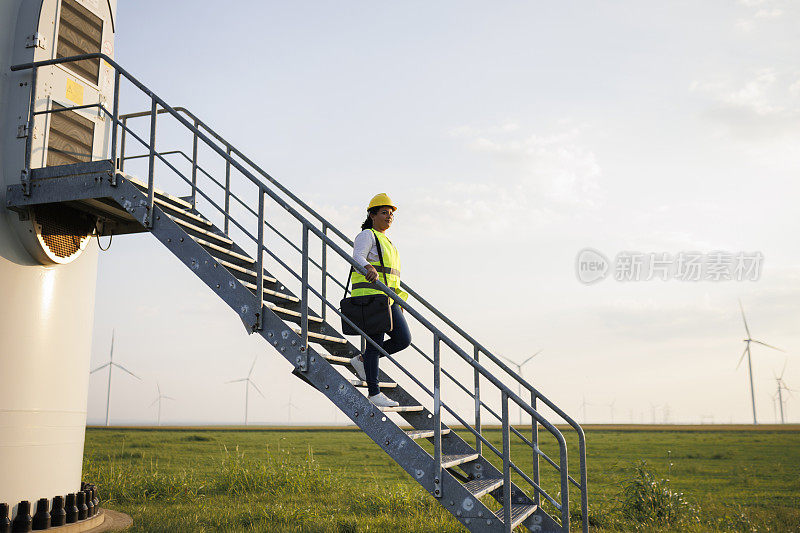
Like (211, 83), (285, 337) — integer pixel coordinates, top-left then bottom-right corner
(32, 205), (93, 263)
(56, 0), (103, 85)
(47, 103), (95, 167)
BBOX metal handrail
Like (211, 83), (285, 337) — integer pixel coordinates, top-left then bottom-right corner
(123, 123), (588, 496)
(12, 53), (587, 532)
(156, 104), (588, 515)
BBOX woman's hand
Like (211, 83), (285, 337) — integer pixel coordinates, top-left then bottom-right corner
(364, 264), (379, 282)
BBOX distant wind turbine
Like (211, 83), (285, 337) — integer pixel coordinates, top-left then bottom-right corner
(226, 356), (264, 425)
(773, 360), (794, 424)
(90, 330), (141, 426)
(607, 399), (616, 424)
(580, 396), (592, 424)
(149, 383), (175, 426)
(499, 350), (543, 425)
(737, 300), (785, 425)
(287, 393), (299, 425)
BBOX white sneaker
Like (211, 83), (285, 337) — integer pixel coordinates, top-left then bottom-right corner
(350, 355), (367, 382)
(369, 393), (399, 408)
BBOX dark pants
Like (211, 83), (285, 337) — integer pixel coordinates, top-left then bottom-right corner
(364, 303), (411, 396)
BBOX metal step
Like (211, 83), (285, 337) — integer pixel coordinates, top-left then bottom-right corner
(216, 259), (277, 284)
(405, 428), (451, 440)
(238, 279), (299, 303)
(321, 353), (351, 364)
(377, 404), (424, 413)
(441, 453), (480, 469)
(351, 379), (397, 389)
(193, 236), (255, 263)
(167, 213), (233, 245)
(495, 504), (538, 530)
(153, 196), (213, 226)
(127, 175), (194, 210)
(463, 477), (503, 499)
(291, 328), (347, 345)
(266, 302), (323, 323)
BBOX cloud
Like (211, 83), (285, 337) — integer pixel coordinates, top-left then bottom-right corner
(735, 0), (785, 31)
(466, 130), (603, 205)
(407, 122), (604, 237)
(691, 69), (800, 139)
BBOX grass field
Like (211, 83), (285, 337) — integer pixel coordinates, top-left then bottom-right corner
(83, 425), (800, 532)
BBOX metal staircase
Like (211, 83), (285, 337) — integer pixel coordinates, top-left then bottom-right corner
(7, 54), (588, 532)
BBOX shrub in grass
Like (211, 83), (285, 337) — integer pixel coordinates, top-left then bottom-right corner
(83, 456), (203, 503)
(619, 461), (700, 529)
(213, 446), (333, 497)
(347, 484), (442, 517)
(183, 435), (212, 442)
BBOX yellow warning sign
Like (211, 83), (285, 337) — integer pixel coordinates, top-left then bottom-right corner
(65, 79), (84, 105)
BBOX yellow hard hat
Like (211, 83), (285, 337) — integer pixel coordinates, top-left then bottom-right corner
(367, 193), (397, 211)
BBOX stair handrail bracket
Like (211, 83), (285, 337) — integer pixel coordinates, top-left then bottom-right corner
(10, 53), (588, 533)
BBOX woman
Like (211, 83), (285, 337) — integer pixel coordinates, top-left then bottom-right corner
(350, 193), (411, 408)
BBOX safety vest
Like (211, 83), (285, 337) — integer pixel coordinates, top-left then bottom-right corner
(351, 229), (409, 302)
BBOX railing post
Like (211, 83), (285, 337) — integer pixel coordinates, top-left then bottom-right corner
(560, 441), (570, 532)
(119, 117), (127, 172)
(145, 96), (157, 228)
(21, 66), (38, 196)
(473, 346), (482, 455)
(501, 391), (512, 532)
(300, 223), (309, 370)
(255, 190), (265, 331)
(580, 439), (589, 533)
(109, 69), (121, 181)
(321, 224), (327, 322)
(191, 119), (198, 208)
(433, 334), (442, 498)
(224, 146), (231, 234)
(531, 390), (540, 506)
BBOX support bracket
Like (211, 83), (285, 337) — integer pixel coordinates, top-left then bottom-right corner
(25, 33), (46, 50)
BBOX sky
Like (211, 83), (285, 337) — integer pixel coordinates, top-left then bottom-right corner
(86, 0), (800, 426)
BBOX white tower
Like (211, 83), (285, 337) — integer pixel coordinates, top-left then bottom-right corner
(0, 0), (118, 521)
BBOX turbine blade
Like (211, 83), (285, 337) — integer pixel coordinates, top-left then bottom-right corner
(113, 363), (142, 380)
(109, 329), (115, 361)
(738, 299), (751, 338)
(779, 358), (788, 380)
(248, 357), (257, 377)
(497, 354), (516, 365)
(163, 396), (176, 401)
(736, 346), (748, 369)
(226, 378), (247, 384)
(149, 399), (158, 407)
(521, 350), (543, 366)
(249, 380), (265, 398)
(751, 339), (785, 352)
(90, 362), (110, 373)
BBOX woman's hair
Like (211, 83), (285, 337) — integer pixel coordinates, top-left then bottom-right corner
(360, 206), (382, 230)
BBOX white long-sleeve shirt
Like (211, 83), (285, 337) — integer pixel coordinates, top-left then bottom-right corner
(352, 229), (395, 268)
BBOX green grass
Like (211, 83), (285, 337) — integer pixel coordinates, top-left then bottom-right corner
(82, 426), (800, 532)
